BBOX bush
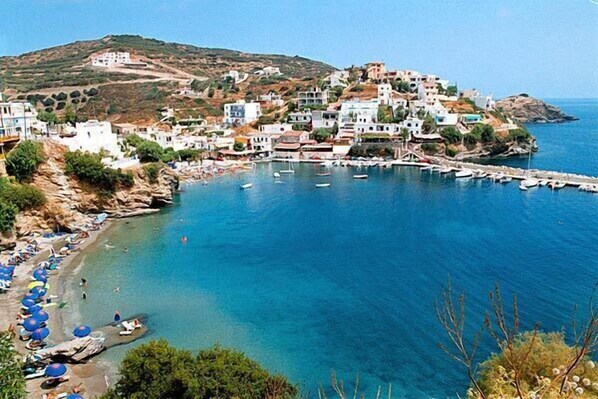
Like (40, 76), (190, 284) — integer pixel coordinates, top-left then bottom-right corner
(445, 145), (459, 157)
(124, 134), (145, 148)
(463, 133), (479, 148)
(441, 127), (461, 144)
(55, 92), (68, 101)
(421, 143), (438, 155)
(143, 163), (162, 184)
(0, 178), (46, 211)
(507, 128), (531, 144)
(233, 142), (245, 152)
(136, 141), (164, 162)
(0, 201), (18, 233)
(102, 340), (297, 399)
(176, 149), (201, 161)
(5, 141), (45, 182)
(480, 124), (496, 143)
(65, 151), (133, 193)
(0, 332), (25, 397)
(312, 128), (331, 143)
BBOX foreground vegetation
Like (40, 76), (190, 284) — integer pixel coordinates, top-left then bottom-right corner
(0, 332), (25, 399)
(64, 150), (134, 194)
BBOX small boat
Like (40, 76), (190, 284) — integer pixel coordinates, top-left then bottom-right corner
(279, 169), (295, 174)
(439, 167), (453, 174)
(539, 179), (549, 187)
(315, 183), (331, 188)
(472, 170), (487, 179)
(519, 184), (528, 191)
(549, 181), (566, 190)
(353, 174), (368, 179)
(521, 178), (539, 188)
(239, 183), (253, 190)
(455, 169), (473, 178)
(489, 173), (504, 182)
(273, 172), (281, 178)
(499, 177), (512, 184)
(317, 172), (331, 177)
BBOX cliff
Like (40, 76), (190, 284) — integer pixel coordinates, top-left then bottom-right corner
(496, 94), (578, 124)
(13, 140), (178, 237)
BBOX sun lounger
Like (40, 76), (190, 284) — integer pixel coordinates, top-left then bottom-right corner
(24, 369), (45, 380)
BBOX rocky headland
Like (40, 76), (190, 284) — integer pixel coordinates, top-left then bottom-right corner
(496, 94), (578, 124)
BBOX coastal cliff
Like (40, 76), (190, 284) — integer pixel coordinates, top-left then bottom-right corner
(13, 140), (178, 237)
(496, 94), (578, 123)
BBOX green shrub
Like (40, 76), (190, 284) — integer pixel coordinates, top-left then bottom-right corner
(463, 133), (479, 148)
(124, 134), (145, 148)
(0, 201), (18, 233)
(350, 85), (364, 92)
(441, 127), (461, 144)
(507, 128), (531, 144)
(0, 178), (46, 211)
(176, 149), (201, 161)
(0, 332), (25, 397)
(143, 163), (162, 183)
(480, 124), (496, 143)
(65, 151), (134, 193)
(421, 143), (438, 155)
(445, 145), (459, 157)
(5, 141), (45, 182)
(55, 92), (67, 101)
(312, 128), (331, 143)
(233, 142), (245, 152)
(136, 141), (164, 162)
(101, 340), (297, 399)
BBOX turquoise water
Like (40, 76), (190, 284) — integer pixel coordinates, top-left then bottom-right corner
(76, 100), (597, 398)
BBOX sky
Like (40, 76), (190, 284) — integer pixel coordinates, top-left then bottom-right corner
(1, 0), (597, 98)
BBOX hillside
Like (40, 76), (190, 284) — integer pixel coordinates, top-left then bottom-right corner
(496, 94), (578, 123)
(0, 35), (335, 123)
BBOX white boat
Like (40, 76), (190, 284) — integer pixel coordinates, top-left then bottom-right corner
(455, 169), (473, 178)
(439, 167), (453, 174)
(273, 172), (281, 178)
(539, 179), (549, 187)
(549, 181), (566, 190)
(521, 178), (539, 188)
(353, 174), (368, 179)
(490, 173), (504, 182)
(519, 184), (528, 191)
(315, 183), (331, 188)
(239, 183), (253, 190)
(499, 177), (512, 184)
(316, 172), (331, 177)
(472, 170), (487, 179)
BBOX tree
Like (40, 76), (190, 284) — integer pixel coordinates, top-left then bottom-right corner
(5, 140), (45, 182)
(37, 110), (58, 124)
(136, 141), (164, 162)
(312, 128), (331, 143)
(480, 125), (495, 144)
(0, 201), (18, 233)
(233, 142), (245, 152)
(447, 85), (458, 97)
(440, 127), (461, 144)
(102, 341), (297, 399)
(63, 104), (77, 124)
(0, 333), (25, 398)
(400, 127), (410, 144)
(391, 80), (410, 93)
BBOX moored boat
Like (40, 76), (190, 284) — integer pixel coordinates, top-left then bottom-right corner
(239, 183), (253, 190)
(548, 181), (566, 190)
(315, 183), (331, 188)
(353, 174), (368, 179)
(519, 183), (528, 191)
(439, 167), (453, 174)
(472, 170), (487, 179)
(455, 169), (473, 178)
(273, 172), (281, 178)
(317, 172), (331, 177)
(521, 178), (539, 188)
(499, 176), (512, 184)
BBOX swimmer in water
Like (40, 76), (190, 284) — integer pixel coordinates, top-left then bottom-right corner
(181, 236), (188, 243)
(114, 287), (120, 293)
(123, 247), (129, 253)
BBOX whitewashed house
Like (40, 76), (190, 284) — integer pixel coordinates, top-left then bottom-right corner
(259, 123), (294, 134)
(297, 88), (329, 109)
(378, 83), (393, 105)
(91, 52), (131, 67)
(223, 100), (262, 125)
(472, 93), (496, 111)
(0, 101), (43, 139)
(262, 66), (282, 76)
(57, 120), (122, 157)
(312, 110), (341, 129)
(248, 133), (274, 157)
(324, 71), (349, 88)
(339, 98), (380, 124)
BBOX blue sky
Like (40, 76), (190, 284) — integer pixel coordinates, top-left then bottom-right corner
(1, 0), (597, 98)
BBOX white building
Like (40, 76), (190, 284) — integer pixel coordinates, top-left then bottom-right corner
(259, 123), (294, 134)
(378, 83), (393, 105)
(91, 52), (131, 68)
(434, 112), (460, 127)
(262, 66), (281, 76)
(57, 120), (122, 157)
(472, 93), (496, 111)
(339, 98), (380, 124)
(223, 100), (262, 125)
(297, 88), (329, 109)
(324, 71), (349, 88)
(223, 70), (248, 84)
(259, 92), (285, 107)
(312, 110), (341, 129)
(0, 101), (44, 139)
(248, 133), (274, 157)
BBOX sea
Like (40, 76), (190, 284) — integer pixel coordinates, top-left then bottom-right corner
(73, 99), (598, 398)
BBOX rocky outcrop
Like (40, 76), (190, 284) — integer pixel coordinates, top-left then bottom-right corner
(35, 336), (106, 363)
(496, 94), (578, 124)
(13, 140), (178, 235)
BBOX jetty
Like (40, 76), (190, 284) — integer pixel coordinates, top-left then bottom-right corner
(426, 157), (598, 187)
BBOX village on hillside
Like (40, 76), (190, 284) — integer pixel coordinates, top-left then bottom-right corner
(0, 52), (534, 169)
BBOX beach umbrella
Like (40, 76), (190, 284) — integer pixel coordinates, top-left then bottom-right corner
(26, 304), (43, 314)
(24, 292), (40, 301)
(22, 317), (41, 332)
(30, 327), (50, 341)
(73, 325), (92, 338)
(28, 281), (49, 290)
(66, 395), (84, 399)
(31, 310), (49, 322)
(30, 286), (47, 297)
(44, 363), (67, 378)
(33, 269), (47, 280)
(21, 298), (36, 308)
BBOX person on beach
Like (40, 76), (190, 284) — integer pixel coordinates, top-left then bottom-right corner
(114, 310), (121, 323)
(80, 278), (88, 288)
(82, 290), (87, 300)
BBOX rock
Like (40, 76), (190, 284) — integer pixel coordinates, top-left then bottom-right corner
(34, 336), (106, 363)
(0, 231), (17, 251)
(496, 95), (578, 124)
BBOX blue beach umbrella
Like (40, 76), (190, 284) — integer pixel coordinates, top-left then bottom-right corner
(73, 325), (92, 338)
(44, 363), (67, 378)
(26, 304), (43, 314)
(66, 395), (84, 399)
(31, 310), (49, 322)
(30, 286), (47, 297)
(33, 274), (47, 283)
(25, 292), (40, 301)
(33, 268), (47, 279)
(30, 327), (50, 341)
(22, 317), (41, 332)
(21, 298), (36, 308)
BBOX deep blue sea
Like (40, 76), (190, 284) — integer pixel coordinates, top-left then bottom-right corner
(75, 99), (597, 398)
